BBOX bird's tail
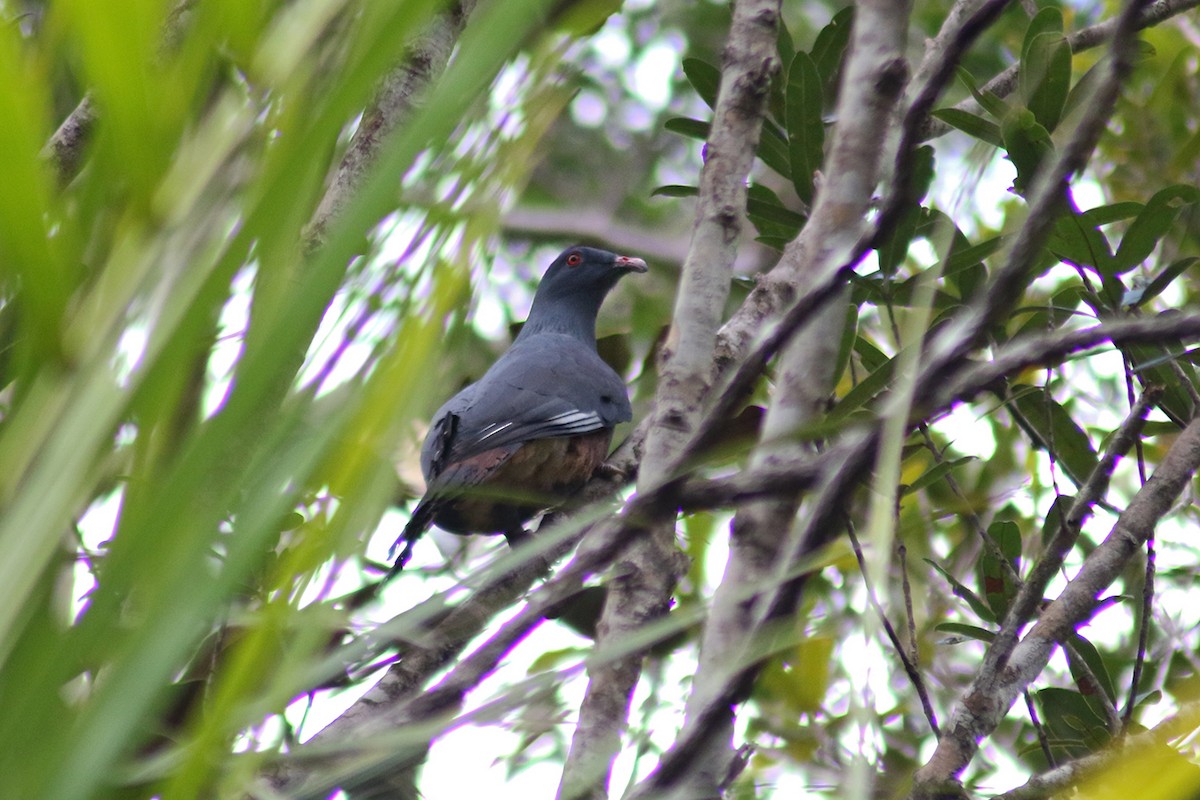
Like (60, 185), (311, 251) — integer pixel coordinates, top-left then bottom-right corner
(387, 499), (437, 578)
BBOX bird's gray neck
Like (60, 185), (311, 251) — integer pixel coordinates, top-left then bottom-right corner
(517, 294), (601, 348)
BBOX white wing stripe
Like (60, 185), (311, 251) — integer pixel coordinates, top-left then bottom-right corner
(546, 410), (602, 429)
(477, 421), (514, 440)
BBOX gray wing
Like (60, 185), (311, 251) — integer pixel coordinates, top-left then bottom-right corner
(420, 334), (631, 481)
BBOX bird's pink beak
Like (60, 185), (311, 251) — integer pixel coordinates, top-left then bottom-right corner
(615, 255), (648, 273)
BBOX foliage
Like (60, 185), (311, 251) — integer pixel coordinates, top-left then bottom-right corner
(1, 0), (1200, 799)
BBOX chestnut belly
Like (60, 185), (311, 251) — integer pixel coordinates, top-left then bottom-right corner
(429, 429), (614, 535)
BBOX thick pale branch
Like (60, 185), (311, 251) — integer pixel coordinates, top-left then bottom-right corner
(660, 0), (915, 791)
(559, 3), (782, 798)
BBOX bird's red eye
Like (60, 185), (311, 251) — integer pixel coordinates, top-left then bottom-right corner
(566, 252), (582, 267)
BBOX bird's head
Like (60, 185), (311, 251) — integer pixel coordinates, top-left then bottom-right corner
(522, 246), (647, 342)
(538, 246), (647, 297)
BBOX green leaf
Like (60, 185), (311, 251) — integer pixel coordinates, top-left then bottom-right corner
(1009, 385), (1099, 486)
(758, 124), (795, 178)
(1019, 10), (1069, 131)
(1080, 201), (1144, 227)
(934, 622), (997, 642)
(810, 7), (854, 92)
(1021, 6), (1064, 56)
(777, 19), (796, 68)
(1040, 494), (1075, 546)
(668, 117), (793, 177)
(682, 57), (722, 110)
(551, 0), (623, 35)
(1066, 632), (1118, 704)
(664, 116), (711, 141)
(932, 108), (1003, 147)
(1050, 211), (1115, 275)
(853, 335), (890, 372)
(877, 146), (934, 275)
(1113, 184), (1200, 272)
(1125, 338), (1199, 427)
(746, 183), (807, 237)
(902, 456), (976, 496)
(827, 349), (895, 422)
(1036, 687), (1114, 758)
(832, 303), (859, 390)
(786, 52), (825, 205)
(1021, 31), (1072, 132)
(944, 235), (1005, 274)
(920, 210), (999, 298)
(1131, 257), (1200, 307)
(980, 520), (1022, 619)
(926, 558), (996, 623)
(957, 67), (1011, 119)
(1014, 285), (1084, 338)
(1001, 107), (1053, 194)
(651, 184), (699, 198)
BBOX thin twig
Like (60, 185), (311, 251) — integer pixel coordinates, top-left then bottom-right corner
(847, 519), (941, 736)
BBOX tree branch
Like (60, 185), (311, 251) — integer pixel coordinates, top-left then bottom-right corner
(912, 414), (1200, 797)
(303, 1), (476, 252)
(558, 3), (782, 798)
(659, 0), (915, 790)
(919, 0), (1200, 140)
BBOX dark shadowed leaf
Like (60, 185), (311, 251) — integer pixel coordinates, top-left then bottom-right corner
(786, 52), (825, 205)
(1113, 185), (1200, 272)
(932, 108), (1003, 147)
(980, 520), (1021, 619)
(682, 57), (722, 110)
(1009, 385), (1099, 486)
(927, 559), (996, 623)
(810, 7), (854, 93)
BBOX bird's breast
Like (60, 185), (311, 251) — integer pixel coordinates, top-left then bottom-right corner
(430, 429), (615, 535)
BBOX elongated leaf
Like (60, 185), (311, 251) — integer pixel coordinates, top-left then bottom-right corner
(932, 108), (1003, 147)
(1132, 257), (1200, 307)
(832, 303), (859, 390)
(827, 349), (895, 422)
(665, 117), (793, 177)
(980, 520), (1022, 619)
(1050, 211), (1115, 276)
(746, 183), (807, 233)
(651, 184), (699, 198)
(1081, 201), (1144, 226)
(1022, 32), (1072, 132)
(927, 558), (996, 623)
(1019, 9), (1068, 130)
(777, 19), (796, 68)
(877, 146), (934, 275)
(1001, 107), (1053, 194)
(934, 622), (996, 643)
(1113, 184), (1200, 272)
(958, 66), (1011, 119)
(810, 7), (854, 92)
(1040, 493), (1075, 546)
(902, 456), (976, 495)
(1021, 7), (1064, 58)
(664, 116), (711, 141)
(853, 335), (890, 372)
(758, 124), (795, 177)
(1036, 687), (1114, 758)
(1067, 632), (1118, 703)
(682, 57), (721, 110)
(786, 52), (824, 205)
(1010, 385), (1099, 486)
